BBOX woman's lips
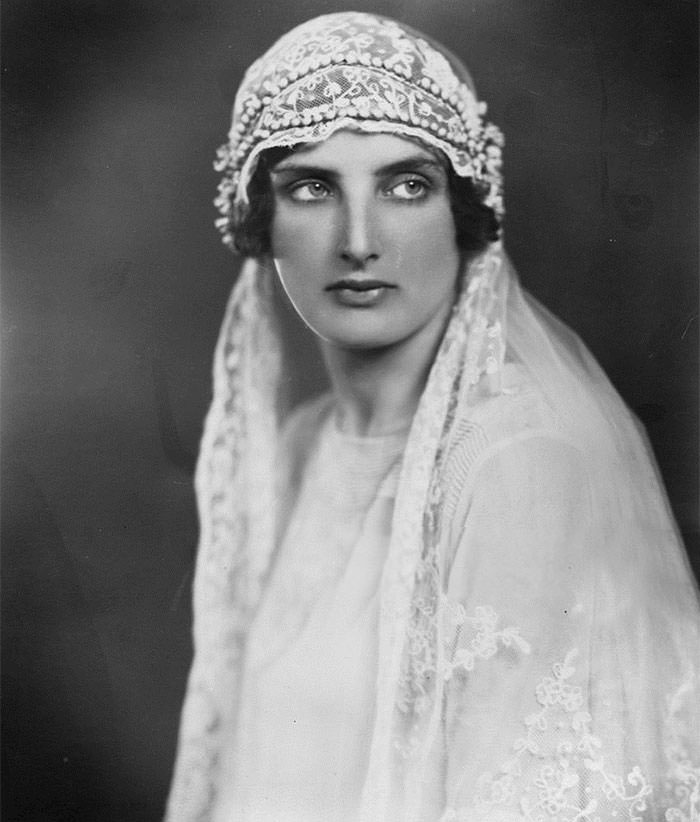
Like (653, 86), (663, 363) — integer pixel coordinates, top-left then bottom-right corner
(325, 279), (396, 307)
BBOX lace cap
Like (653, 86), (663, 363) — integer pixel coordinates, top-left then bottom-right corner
(214, 12), (504, 248)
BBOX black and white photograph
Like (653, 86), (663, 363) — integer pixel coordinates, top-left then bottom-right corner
(3, 2), (699, 820)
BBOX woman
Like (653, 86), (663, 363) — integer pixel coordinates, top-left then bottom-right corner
(167, 12), (700, 822)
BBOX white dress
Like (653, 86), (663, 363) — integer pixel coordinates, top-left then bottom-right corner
(212, 405), (408, 822)
(207, 365), (700, 821)
(168, 246), (700, 821)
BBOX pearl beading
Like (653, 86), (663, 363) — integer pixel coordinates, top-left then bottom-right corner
(214, 12), (504, 249)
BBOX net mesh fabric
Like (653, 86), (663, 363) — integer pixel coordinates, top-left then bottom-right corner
(362, 252), (700, 821)
(167, 12), (700, 822)
(167, 250), (700, 822)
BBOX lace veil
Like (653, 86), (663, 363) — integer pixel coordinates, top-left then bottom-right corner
(166, 13), (700, 821)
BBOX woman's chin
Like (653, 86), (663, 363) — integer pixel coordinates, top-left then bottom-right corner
(305, 314), (405, 352)
(317, 331), (399, 353)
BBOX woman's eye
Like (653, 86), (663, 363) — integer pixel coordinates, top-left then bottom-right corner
(387, 178), (429, 200)
(288, 181), (332, 202)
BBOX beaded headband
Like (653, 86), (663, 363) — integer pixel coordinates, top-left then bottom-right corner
(214, 11), (504, 249)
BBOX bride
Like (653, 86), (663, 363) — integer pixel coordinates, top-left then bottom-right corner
(166, 12), (700, 822)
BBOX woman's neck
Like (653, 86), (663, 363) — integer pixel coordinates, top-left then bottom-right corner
(320, 305), (451, 437)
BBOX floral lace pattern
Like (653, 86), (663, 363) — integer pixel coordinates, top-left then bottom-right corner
(475, 648), (653, 821)
(214, 12), (504, 248)
(358, 247), (510, 821)
(441, 644), (698, 822)
(165, 263), (282, 821)
(663, 679), (700, 821)
(443, 604), (531, 679)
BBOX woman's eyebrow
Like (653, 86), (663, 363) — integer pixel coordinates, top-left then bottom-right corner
(270, 155), (445, 179)
(374, 156), (446, 177)
(269, 163), (340, 180)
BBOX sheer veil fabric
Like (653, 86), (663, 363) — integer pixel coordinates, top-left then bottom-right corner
(166, 12), (700, 821)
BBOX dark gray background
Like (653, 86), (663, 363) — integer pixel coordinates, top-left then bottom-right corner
(2, 0), (697, 819)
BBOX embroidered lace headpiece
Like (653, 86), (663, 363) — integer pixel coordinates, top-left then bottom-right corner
(214, 11), (504, 248)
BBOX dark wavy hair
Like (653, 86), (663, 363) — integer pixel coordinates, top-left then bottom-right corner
(231, 145), (500, 258)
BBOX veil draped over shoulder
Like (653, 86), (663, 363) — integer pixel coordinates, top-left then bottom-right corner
(166, 13), (700, 822)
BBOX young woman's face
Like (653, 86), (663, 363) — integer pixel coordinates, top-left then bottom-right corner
(269, 131), (462, 351)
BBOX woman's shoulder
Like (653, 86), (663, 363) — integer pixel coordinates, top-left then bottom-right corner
(447, 362), (581, 462)
(441, 363), (587, 523)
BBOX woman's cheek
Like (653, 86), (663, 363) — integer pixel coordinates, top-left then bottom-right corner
(401, 209), (459, 281)
(273, 215), (337, 276)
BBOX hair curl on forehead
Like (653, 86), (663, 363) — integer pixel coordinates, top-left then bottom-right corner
(231, 141), (500, 259)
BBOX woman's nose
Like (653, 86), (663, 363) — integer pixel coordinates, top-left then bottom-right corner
(338, 195), (380, 267)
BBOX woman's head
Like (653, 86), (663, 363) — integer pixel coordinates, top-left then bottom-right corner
(214, 12), (504, 254)
(260, 130), (469, 350)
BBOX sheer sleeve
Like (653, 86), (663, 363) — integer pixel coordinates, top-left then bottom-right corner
(438, 431), (693, 821)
